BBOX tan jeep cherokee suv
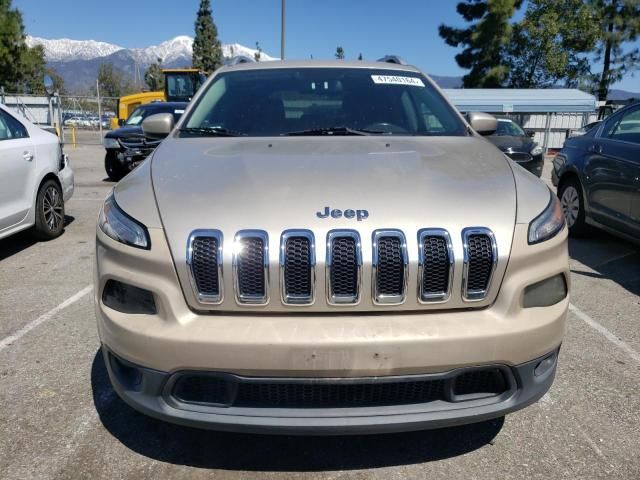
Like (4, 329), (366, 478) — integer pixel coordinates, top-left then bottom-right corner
(94, 59), (568, 434)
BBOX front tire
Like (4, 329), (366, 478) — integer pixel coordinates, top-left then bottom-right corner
(105, 151), (126, 182)
(33, 179), (65, 240)
(558, 177), (588, 237)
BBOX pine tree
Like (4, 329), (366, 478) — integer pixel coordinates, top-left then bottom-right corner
(0, 0), (25, 91)
(506, 0), (598, 88)
(0, 0), (45, 93)
(192, 0), (223, 73)
(335, 46), (345, 60)
(96, 63), (125, 98)
(45, 67), (66, 95)
(439, 0), (522, 87)
(589, 0), (640, 101)
(144, 58), (164, 91)
(19, 44), (46, 94)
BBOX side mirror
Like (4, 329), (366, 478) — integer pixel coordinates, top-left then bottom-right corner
(466, 112), (497, 136)
(142, 113), (175, 139)
(526, 130), (536, 138)
(43, 74), (54, 96)
(118, 119), (125, 127)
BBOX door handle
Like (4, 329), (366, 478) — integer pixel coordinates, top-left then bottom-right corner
(23, 151), (33, 161)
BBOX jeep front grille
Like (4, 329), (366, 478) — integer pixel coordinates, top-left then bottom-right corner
(187, 227), (498, 307)
(280, 230), (315, 305)
(326, 231), (361, 305)
(462, 228), (497, 301)
(418, 229), (454, 302)
(372, 230), (408, 304)
(187, 230), (223, 304)
(233, 230), (269, 304)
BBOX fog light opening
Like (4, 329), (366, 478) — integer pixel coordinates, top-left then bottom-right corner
(102, 279), (157, 314)
(523, 274), (567, 308)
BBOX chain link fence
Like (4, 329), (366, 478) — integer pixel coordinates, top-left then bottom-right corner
(58, 95), (119, 145)
(1, 90), (119, 146)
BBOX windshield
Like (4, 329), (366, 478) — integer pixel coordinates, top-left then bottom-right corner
(166, 73), (197, 100)
(126, 107), (151, 126)
(126, 105), (184, 126)
(495, 120), (526, 137)
(182, 68), (467, 137)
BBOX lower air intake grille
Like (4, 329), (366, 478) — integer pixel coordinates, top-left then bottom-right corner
(172, 368), (511, 409)
(506, 152), (532, 162)
(421, 234), (451, 299)
(283, 235), (313, 303)
(464, 231), (496, 299)
(234, 232), (268, 303)
(234, 379), (445, 408)
(454, 368), (507, 397)
(191, 237), (220, 296)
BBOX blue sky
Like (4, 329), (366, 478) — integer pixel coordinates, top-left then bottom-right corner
(14, 0), (640, 91)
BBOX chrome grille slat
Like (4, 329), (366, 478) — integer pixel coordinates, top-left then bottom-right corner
(372, 230), (408, 305)
(280, 230), (315, 305)
(187, 230), (223, 304)
(418, 229), (454, 303)
(326, 230), (362, 305)
(233, 230), (269, 304)
(462, 228), (497, 301)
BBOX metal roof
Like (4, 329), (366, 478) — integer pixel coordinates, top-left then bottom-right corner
(442, 88), (596, 113)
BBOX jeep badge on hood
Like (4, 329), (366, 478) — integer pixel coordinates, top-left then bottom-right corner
(316, 206), (369, 221)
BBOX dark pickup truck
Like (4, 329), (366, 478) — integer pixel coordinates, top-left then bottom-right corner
(102, 102), (187, 181)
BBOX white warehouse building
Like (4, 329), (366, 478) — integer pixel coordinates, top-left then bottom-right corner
(443, 89), (597, 151)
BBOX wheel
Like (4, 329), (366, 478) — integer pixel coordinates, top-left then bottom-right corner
(33, 179), (65, 240)
(558, 177), (588, 237)
(105, 151), (126, 181)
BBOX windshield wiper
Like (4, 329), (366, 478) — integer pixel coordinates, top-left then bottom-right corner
(179, 126), (245, 137)
(282, 126), (384, 136)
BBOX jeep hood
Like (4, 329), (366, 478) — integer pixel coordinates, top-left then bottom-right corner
(151, 136), (516, 312)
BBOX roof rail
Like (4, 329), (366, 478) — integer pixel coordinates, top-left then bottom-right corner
(225, 55), (256, 66)
(376, 55), (407, 65)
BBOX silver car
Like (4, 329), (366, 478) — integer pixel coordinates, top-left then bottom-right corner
(0, 104), (74, 240)
(94, 59), (568, 434)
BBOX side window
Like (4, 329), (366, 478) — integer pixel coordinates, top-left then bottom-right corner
(0, 109), (28, 141)
(603, 107), (640, 145)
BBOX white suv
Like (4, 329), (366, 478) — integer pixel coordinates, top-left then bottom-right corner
(0, 104), (74, 240)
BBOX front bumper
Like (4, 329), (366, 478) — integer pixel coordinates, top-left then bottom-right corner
(103, 346), (560, 435)
(95, 222), (569, 432)
(512, 154), (544, 178)
(58, 158), (74, 202)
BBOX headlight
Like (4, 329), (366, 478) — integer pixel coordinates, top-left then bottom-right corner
(98, 192), (150, 249)
(528, 191), (565, 244)
(103, 137), (120, 149)
(530, 144), (543, 156)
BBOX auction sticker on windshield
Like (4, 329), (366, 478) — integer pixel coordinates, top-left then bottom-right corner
(371, 75), (425, 87)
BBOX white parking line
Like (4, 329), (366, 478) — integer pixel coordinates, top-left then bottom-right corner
(0, 285), (92, 352)
(569, 303), (640, 364)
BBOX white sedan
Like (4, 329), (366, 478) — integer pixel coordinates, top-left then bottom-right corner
(0, 104), (74, 240)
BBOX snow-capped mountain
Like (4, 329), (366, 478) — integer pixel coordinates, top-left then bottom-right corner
(26, 35), (275, 64)
(26, 36), (124, 61)
(26, 35), (275, 92)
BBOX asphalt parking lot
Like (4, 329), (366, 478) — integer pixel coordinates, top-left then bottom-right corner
(0, 144), (639, 480)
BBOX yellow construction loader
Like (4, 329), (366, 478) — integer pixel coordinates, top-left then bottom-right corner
(110, 69), (206, 129)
